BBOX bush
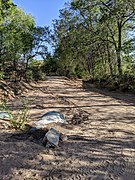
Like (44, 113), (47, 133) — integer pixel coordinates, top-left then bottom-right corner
(25, 70), (33, 82)
(0, 71), (4, 80)
(32, 69), (45, 81)
(0, 98), (29, 131)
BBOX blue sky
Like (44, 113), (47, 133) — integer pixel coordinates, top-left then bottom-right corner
(12, 0), (68, 27)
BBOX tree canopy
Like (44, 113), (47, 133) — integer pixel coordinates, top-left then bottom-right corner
(0, 0), (50, 82)
(0, 0), (135, 93)
(44, 0), (134, 91)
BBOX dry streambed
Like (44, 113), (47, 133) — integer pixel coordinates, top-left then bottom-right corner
(0, 76), (135, 179)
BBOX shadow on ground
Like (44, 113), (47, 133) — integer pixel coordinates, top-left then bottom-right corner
(0, 127), (135, 179)
(82, 82), (135, 106)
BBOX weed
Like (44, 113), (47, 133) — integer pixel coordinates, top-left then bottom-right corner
(0, 98), (29, 131)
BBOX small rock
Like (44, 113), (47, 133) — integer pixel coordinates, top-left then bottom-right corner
(60, 134), (68, 141)
(58, 151), (67, 156)
(43, 128), (60, 147)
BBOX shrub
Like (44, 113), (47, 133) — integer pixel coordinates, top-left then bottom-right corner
(0, 98), (29, 131)
(25, 70), (33, 82)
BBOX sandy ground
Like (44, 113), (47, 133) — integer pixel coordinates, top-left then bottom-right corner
(0, 76), (135, 180)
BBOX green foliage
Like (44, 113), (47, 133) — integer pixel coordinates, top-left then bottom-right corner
(1, 0), (135, 92)
(44, 56), (59, 75)
(0, 1), (50, 88)
(0, 98), (29, 131)
(0, 71), (4, 80)
(51, 0), (135, 89)
(11, 98), (29, 130)
(0, 2), (35, 83)
(29, 60), (45, 81)
(0, 99), (13, 119)
(32, 69), (45, 81)
(25, 70), (33, 82)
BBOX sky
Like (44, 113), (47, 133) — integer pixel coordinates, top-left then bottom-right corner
(12, 0), (68, 27)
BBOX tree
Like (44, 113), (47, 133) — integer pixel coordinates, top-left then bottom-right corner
(52, 0), (135, 79)
(99, 0), (135, 76)
(0, 7), (35, 82)
(0, 0), (51, 82)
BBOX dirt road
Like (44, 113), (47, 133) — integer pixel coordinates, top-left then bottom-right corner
(0, 76), (135, 179)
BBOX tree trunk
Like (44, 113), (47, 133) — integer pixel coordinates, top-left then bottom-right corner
(117, 22), (122, 77)
(106, 41), (113, 76)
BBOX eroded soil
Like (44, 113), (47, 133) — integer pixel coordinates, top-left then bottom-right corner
(0, 76), (135, 179)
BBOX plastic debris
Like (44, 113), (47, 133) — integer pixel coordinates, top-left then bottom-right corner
(43, 128), (60, 147)
(0, 112), (13, 120)
(35, 111), (67, 129)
